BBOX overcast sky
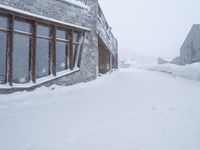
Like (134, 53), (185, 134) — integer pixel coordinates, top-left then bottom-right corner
(99, 0), (200, 58)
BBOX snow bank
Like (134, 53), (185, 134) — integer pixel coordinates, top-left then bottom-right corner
(148, 63), (200, 81)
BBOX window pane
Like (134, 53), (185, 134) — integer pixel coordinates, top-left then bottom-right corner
(0, 32), (7, 84)
(37, 25), (50, 37)
(56, 42), (67, 72)
(56, 30), (66, 39)
(14, 20), (31, 33)
(36, 39), (50, 78)
(0, 16), (8, 29)
(73, 32), (80, 42)
(13, 34), (30, 83)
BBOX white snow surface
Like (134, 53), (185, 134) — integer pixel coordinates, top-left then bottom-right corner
(1, 68), (200, 150)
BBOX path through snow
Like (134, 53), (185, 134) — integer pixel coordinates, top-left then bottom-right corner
(0, 69), (200, 150)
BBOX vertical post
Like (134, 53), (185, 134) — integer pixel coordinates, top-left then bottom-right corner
(52, 26), (56, 76)
(69, 29), (74, 70)
(77, 32), (85, 68)
(8, 15), (14, 86)
(31, 21), (37, 83)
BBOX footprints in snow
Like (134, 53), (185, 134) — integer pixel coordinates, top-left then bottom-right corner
(151, 106), (194, 114)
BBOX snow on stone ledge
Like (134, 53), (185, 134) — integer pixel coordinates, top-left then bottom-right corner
(0, 4), (90, 31)
(0, 68), (80, 89)
(61, 0), (88, 9)
(147, 63), (200, 81)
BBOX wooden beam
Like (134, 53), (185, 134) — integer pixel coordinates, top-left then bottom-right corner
(52, 26), (56, 76)
(77, 33), (85, 68)
(31, 21), (37, 83)
(7, 15), (14, 86)
(69, 29), (73, 70)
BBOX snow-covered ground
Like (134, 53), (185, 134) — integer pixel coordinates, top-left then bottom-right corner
(1, 68), (200, 150)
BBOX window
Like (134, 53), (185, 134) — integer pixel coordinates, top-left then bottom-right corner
(56, 29), (68, 72)
(36, 24), (51, 78)
(13, 19), (32, 83)
(0, 10), (85, 86)
(0, 16), (8, 84)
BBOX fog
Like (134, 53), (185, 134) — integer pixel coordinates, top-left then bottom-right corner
(99, 0), (200, 58)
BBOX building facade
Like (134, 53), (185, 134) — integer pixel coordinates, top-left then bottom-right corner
(0, 0), (118, 93)
(180, 24), (200, 65)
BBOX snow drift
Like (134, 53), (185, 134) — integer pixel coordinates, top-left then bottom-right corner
(148, 63), (200, 81)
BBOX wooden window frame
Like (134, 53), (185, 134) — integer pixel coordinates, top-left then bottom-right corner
(0, 14), (9, 84)
(12, 17), (33, 83)
(55, 28), (70, 72)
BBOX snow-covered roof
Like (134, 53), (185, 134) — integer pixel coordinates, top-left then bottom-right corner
(0, 4), (90, 31)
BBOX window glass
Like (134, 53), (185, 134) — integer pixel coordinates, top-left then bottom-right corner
(13, 34), (30, 83)
(37, 25), (50, 37)
(0, 16), (8, 29)
(14, 20), (31, 33)
(56, 30), (66, 39)
(73, 32), (80, 42)
(0, 32), (7, 84)
(56, 42), (67, 72)
(36, 39), (50, 78)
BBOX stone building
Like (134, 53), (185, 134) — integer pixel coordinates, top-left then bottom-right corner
(180, 24), (200, 65)
(0, 0), (118, 93)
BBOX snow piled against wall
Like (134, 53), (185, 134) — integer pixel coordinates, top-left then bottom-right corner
(148, 63), (200, 81)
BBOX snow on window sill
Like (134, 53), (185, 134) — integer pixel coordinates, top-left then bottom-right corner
(0, 68), (80, 89)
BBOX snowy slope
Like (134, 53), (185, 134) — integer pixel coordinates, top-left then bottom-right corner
(0, 69), (200, 150)
(119, 49), (157, 65)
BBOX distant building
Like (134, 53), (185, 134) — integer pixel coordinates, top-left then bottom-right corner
(158, 24), (200, 66)
(157, 57), (181, 65)
(0, 0), (118, 93)
(180, 24), (200, 65)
